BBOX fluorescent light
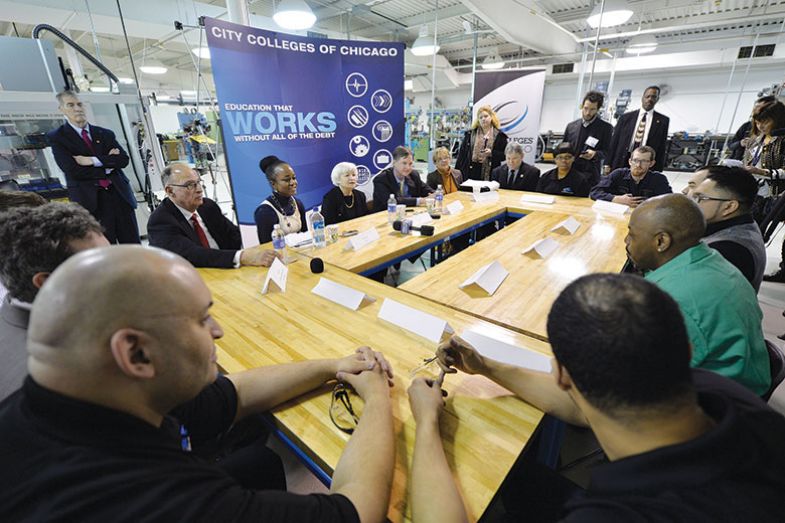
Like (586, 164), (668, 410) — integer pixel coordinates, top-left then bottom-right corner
(404, 79), (414, 90)
(626, 34), (657, 55)
(191, 47), (211, 59)
(180, 90), (197, 96)
(587, 0), (633, 28)
(140, 61), (167, 75)
(273, 0), (316, 30)
(481, 48), (505, 70)
(90, 86), (110, 93)
(411, 26), (440, 57)
(156, 94), (171, 101)
(117, 77), (134, 84)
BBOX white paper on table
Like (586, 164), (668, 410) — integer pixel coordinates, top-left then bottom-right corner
(444, 201), (464, 215)
(459, 260), (509, 296)
(311, 277), (376, 310)
(592, 199), (628, 215)
(461, 329), (552, 373)
(521, 237), (559, 258)
(285, 231), (313, 248)
(261, 257), (288, 294)
(460, 179), (500, 191)
(377, 298), (453, 343)
(520, 194), (555, 204)
(551, 216), (581, 235)
(343, 227), (380, 251)
(472, 191), (500, 203)
(409, 212), (433, 228)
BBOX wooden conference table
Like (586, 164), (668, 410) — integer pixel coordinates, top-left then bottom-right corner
(213, 190), (629, 520)
(201, 259), (552, 522)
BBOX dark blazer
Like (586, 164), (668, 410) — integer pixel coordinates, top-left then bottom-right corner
(321, 187), (369, 225)
(590, 168), (672, 202)
(148, 197), (241, 269)
(426, 168), (463, 192)
(455, 129), (509, 180)
(607, 109), (670, 172)
(0, 297), (29, 401)
(562, 117), (614, 186)
(46, 123), (137, 212)
(372, 168), (430, 212)
(490, 163), (541, 191)
(729, 121), (753, 161)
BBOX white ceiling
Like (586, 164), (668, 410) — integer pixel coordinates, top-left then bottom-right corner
(0, 0), (782, 96)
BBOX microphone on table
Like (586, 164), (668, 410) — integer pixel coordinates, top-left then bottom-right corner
(393, 220), (435, 236)
(310, 257), (324, 274)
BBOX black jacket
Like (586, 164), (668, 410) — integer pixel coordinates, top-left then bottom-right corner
(562, 117), (614, 186)
(372, 168), (430, 212)
(490, 163), (540, 191)
(148, 197), (242, 268)
(46, 123), (137, 213)
(607, 109), (670, 172)
(321, 187), (369, 225)
(455, 128), (509, 180)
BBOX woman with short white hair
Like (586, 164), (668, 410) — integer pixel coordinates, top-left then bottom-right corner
(321, 162), (369, 225)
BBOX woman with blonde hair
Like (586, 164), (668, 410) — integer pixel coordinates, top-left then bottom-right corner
(455, 105), (508, 181)
(426, 147), (463, 193)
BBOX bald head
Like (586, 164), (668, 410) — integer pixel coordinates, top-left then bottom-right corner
(625, 194), (706, 272)
(28, 246), (220, 420)
(162, 163), (204, 212)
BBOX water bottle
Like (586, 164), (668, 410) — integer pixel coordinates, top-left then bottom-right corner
(434, 184), (444, 215)
(310, 207), (326, 248)
(387, 193), (397, 224)
(271, 224), (286, 256)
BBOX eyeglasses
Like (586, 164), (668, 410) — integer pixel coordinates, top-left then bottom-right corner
(330, 383), (359, 434)
(691, 194), (736, 204)
(169, 181), (201, 191)
(630, 159), (652, 165)
(555, 155), (574, 161)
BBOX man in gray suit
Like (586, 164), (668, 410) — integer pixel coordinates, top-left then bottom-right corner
(0, 203), (108, 400)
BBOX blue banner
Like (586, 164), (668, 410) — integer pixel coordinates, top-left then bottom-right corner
(205, 17), (405, 224)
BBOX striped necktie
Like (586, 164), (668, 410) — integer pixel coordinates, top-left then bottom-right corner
(632, 112), (647, 150)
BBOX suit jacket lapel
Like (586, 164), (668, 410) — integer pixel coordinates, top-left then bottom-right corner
(165, 198), (201, 245)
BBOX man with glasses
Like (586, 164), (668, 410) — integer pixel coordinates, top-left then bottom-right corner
(590, 145), (672, 207)
(684, 166), (765, 292)
(148, 163), (278, 268)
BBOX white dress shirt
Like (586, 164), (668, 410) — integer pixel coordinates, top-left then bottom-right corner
(171, 199), (242, 267)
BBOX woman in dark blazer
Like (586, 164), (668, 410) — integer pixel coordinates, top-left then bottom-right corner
(455, 105), (508, 181)
(321, 162), (369, 225)
(426, 146), (463, 192)
(254, 155), (308, 243)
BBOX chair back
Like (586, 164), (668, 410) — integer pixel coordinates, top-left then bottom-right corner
(763, 339), (785, 401)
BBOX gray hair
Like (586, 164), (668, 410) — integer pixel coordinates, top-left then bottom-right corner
(505, 142), (524, 156)
(330, 162), (357, 186)
(0, 203), (103, 302)
(56, 90), (79, 106)
(161, 163), (192, 187)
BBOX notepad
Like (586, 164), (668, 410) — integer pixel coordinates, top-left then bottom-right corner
(592, 200), (628, 215)
(520, 194), (555, 204)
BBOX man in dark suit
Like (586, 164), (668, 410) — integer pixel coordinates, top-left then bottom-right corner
(46, 91), (140, 244)
(490, 142), (540, 191)
(562, 91), (614, 186)
(372, 146), (431, 212)
(147, 163), (277, 269)
(607, 86), (670, 173)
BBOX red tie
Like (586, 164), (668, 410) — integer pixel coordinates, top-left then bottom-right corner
(82, 128), (111, 189)
(190, 213), (210, 248)
(80, 128), (95, 153)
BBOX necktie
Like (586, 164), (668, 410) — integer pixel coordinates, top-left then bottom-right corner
(82, 128), (111, 189)
(399, 179), (405, 196)
(507, 169), (516, 187)
(80, 128), (95, 154)
(191, 213), (210, 248)
(632, 112), (647, 150)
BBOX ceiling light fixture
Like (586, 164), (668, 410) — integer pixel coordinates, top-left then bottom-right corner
(587, 0), (633, 28)
(411, 26), (440, 57)
(140, 61), (168, 75)
(481, 48), (505, 70)
(180, 90), (197, 96)
(273, 0), (316, 30)
(156, 94), (171, 101)
(626, 33), (657, 55)
(117, 77), (134, 84)
(191, 47), (211, 59)
(90, 86), (110, 93)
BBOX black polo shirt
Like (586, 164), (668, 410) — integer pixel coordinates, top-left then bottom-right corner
(0, 377), (359, 523)
(536, 168), (592, 197)
(561, 369), (785, 522)
(589, 168), (672, 202)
